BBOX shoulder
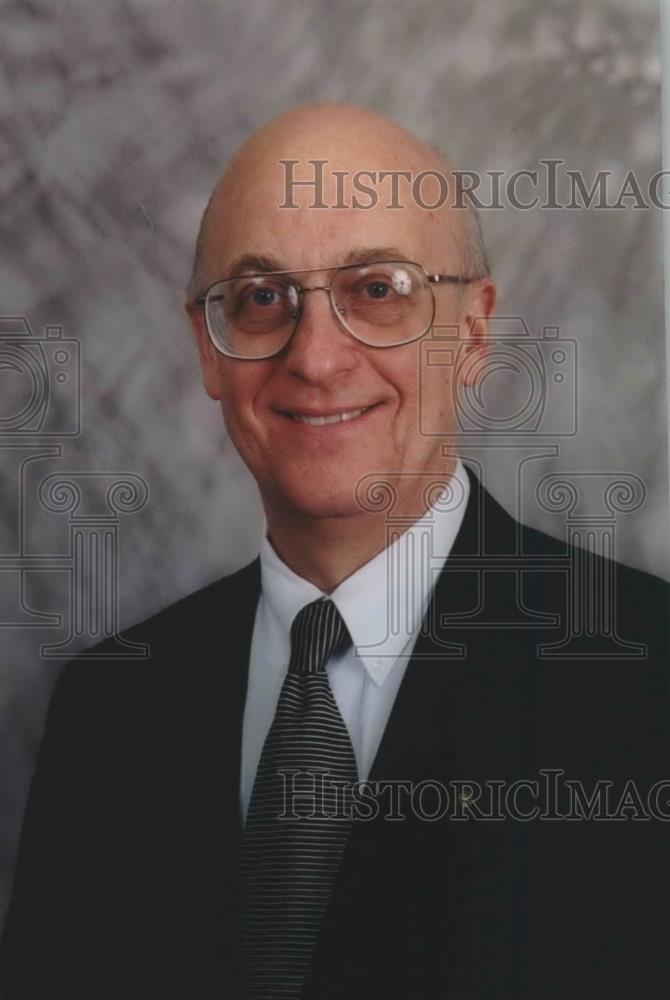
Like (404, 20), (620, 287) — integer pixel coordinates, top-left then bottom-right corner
(117, 555), (262, 650)
(522, 508), (668, 639)
(517, 510), (669, 620)
(468, 463), (668, 590)
(50, 556), (261, 711)
(463, 465), (669, 654)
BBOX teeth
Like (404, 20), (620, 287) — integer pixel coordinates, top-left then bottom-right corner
(290, 407), (368, 425)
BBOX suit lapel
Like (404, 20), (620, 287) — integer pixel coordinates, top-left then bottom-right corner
(304, 467), (534, 997)
(364, 462), (485, 785)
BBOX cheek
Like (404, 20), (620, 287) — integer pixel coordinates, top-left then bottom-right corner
(417, 358), (457, 428)
(218, 364), (260, 423)
(384, 349), (437, 421)
(217, 382), (241, 436)
(378, 346), (421, 399)
(215, 379), (254, 453)
(217, 366), (276, 462)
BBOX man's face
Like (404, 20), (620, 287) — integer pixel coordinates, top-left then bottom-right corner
(189, 157), (494, 524)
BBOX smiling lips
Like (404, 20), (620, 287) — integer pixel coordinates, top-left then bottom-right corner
(278, 404), (377, 426)
(290, 407), (368, 425)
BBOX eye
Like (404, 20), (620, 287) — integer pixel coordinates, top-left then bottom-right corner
(365, 281), (392, 300)
(251, 286), (278, 307)
(228, 278), (297, 329)
(234, 279), (289, 313)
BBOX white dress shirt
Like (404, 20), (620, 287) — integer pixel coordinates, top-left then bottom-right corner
(240, 458), (470, 822)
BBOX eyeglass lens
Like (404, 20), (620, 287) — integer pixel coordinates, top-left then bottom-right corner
(205, 261), (434, 358)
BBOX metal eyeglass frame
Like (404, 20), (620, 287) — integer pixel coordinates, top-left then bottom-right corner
(195, 259), (477, 360)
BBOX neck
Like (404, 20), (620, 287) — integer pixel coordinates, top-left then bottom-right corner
(264, 457), (459, 592)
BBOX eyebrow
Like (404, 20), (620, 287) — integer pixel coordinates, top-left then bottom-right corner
(226, 254), (286, 276)
(342, 246), (411, 265)
(224, 246), (414, 277)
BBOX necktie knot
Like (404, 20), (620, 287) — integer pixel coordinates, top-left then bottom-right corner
(288, 597), (352, 676)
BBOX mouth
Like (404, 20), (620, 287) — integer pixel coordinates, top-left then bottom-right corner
(275, 403), (381, 427)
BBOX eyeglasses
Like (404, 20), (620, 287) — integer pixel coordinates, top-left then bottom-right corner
(195, 260), (476, 360)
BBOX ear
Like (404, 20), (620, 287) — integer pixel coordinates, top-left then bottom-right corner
(456, 278), (497, 389)
(185, 299), (223, 401)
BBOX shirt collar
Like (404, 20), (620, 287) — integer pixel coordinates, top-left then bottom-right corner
(259, 458), (470, 687)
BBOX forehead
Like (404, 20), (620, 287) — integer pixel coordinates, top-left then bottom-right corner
(202, 153), (459, 280)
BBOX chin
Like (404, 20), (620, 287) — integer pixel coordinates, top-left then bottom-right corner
(269, 478), (363, 521)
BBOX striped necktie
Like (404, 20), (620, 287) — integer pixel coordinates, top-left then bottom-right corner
(241, 597), (358, 999)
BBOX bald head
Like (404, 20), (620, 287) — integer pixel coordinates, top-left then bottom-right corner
(187, 103), (489, 299)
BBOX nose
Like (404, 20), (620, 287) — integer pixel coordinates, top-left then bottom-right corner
(282, 286), (358, 384)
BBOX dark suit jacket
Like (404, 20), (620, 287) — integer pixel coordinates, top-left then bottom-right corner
(2, 466), (669, 999)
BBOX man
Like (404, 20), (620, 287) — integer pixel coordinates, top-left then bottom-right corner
(2, 104), (668, 999)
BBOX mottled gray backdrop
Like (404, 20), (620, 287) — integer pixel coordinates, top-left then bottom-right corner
(0, 0), (667, 930)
